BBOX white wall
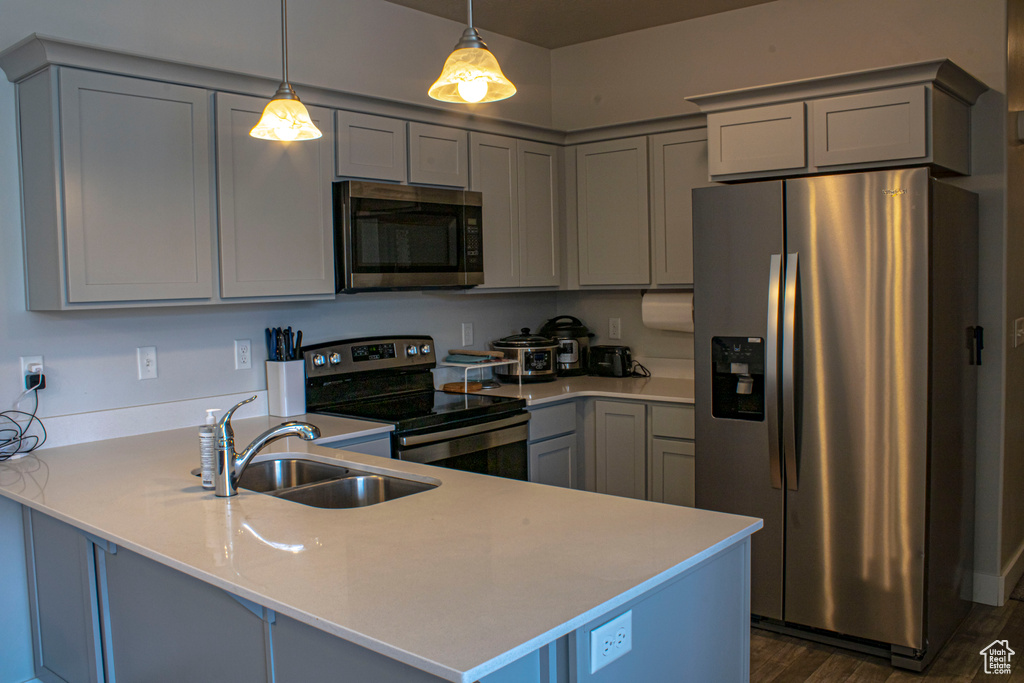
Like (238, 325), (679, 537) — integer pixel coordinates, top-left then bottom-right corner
(554, 0), (1013, 595)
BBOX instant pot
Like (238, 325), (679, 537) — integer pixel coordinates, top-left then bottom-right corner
(538, 316), (593, 376)
(491, 329), (559, 383)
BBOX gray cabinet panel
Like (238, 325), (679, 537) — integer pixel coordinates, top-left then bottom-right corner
(649, 130), (710, 286)
(59, 68), (214, 303)
(335, 110), (407, 182)
(650, 404), (694, 440)
(707, 102), (806, 177)
(649, 438), (695, 507)
(24, 509), (103, 683)
(409, 122), (468, 187)
(576, 138), (650, 285)
(215, 92), (335, 298)
(102, 546), (270, 682)
(529, 433), (575, 488)
(528, 402), (576, 442)
(470, 132), (519, 288)
(812, 85), (927, 167)
(517, 140), (561, 287)
(594, 400), (646, 499)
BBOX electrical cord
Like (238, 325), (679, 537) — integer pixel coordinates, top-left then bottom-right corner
(629, 360), (651, 378)
(1, 376), (47, 460)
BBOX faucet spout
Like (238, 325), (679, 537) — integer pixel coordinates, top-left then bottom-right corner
(213, 396), (321, 497)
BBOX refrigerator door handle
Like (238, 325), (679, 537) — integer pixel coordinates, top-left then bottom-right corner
(766, 253), (784, 490)
(783, 252), (799, 491)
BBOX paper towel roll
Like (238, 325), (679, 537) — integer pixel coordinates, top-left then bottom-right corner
(641, 292), (694, 333)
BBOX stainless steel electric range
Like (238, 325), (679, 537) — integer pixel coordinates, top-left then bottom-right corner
(303, 336), (529, 480)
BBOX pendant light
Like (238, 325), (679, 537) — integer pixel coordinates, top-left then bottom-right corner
(250, 0), (322, 141)
(428, 0), (516, 104)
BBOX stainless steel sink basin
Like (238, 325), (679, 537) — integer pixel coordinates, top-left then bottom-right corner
(238, 458), (350, 492)
(236, 458), (436, 508)
(273, 475), (436, 509)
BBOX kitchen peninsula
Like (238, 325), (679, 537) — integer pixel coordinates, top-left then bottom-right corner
(1, 415), (759, 683)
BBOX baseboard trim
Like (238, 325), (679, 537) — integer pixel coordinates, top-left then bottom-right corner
(974, 537), (1024, 606)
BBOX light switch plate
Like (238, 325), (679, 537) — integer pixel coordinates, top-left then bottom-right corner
(137, 346), (158, 380)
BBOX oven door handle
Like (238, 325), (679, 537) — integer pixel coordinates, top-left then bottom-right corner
(397, 412), (530, 447)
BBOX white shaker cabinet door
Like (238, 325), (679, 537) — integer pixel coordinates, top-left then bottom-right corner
(470, 132), (519, 288)
(594, 400), (647, 500)
(517, 140), (561, 288)
(529, 433), (576, 489)
(408, 122), (469, 188)
(59, 68), (214, 304)
(215, 92), (335, 299)
(335, 110), (407, 182)
(576, 138), (650, 286)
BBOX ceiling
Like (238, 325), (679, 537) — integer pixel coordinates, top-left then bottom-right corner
(381, 0), (777, 49)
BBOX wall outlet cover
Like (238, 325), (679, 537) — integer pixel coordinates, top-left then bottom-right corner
(590, 610), (632, 673)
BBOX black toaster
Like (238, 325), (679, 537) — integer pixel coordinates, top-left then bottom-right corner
(589, 345), (632, 377)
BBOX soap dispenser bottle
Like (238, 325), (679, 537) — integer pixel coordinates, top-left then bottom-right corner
(199, 408), (220, 489)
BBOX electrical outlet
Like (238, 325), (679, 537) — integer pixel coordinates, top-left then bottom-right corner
(590, 610), (632, 673)
(235, 339), (252, 370)
(137, 346), (158, 380)
(20, 355), (43, 377)
(609, 317), (622, 340)
(462, 322), (474, 347)
(1015, 318), (1024, 348)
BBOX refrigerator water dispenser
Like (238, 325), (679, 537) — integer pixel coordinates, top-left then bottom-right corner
(711, 337), (765, 421)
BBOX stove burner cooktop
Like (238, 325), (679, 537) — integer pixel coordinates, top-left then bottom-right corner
(315, 390), (524, 433)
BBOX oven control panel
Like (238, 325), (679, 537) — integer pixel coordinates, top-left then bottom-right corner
(304, 336), (436, 378)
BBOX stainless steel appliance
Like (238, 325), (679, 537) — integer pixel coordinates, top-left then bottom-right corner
(538, 316), (593, 376)
(490, 329), (559, 383)
(333, 181), (484, 292)
(589, 346), (631, 377)
(693, 168), (979, 670)
(304, 336), (528, 479)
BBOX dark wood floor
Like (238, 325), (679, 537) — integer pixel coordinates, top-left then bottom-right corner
(750, 599), (1024, 682)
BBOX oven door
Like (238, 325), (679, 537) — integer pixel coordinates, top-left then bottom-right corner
(395, 413), (529, 480)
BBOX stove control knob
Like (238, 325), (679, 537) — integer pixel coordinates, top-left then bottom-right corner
(329, 352), (342, 365)
(312, 353), (326, 367)
(406, 345), (419, 356)
(420, 344), (431, 355)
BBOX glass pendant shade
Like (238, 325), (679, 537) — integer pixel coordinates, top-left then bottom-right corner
(250, 89), (322, 141)
(250, 0), (322, 141)
(429, 17), (516, 105)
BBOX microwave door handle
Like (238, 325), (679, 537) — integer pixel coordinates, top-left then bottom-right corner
(782, 252), (799, 491)
(766, 254), (783, 490)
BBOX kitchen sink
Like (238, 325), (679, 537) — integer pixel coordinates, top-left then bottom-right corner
(236, 458), (437, 508)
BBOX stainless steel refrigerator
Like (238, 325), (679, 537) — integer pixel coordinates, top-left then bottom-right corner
(692, 167), (979, 670)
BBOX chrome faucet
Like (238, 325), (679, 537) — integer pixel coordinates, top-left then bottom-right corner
(214, 396), (321, 497)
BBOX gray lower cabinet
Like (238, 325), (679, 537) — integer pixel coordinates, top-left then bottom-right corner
(335, 110), (408, 182)
(647, 404), (695, 507)
(593, 400), (647, 499)
(17, 67), (214, 310)
(408, 122), (469, 188)
(527, 401), (578, 488)
(215, 92), (336, 299)
(22, 508), (104, 683)
(470, 133), (561, 289)
(575, 138), (650, 286)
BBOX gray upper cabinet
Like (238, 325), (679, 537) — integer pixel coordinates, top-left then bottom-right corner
(691, 60), (987, 182)
(470, 133), (560, 289)
(649, 129), (712, 287)
(408, 122), (469, 187)
(18, 67), (214, 309)
(215, 92), (335, 299)
(335, 110), (407, 182)
(706, 102), (806, 178)
(576, 137), (650, 286)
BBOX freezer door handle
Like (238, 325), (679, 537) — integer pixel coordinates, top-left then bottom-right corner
(766, 253), (783, 489)
(783, 252), (799, 491)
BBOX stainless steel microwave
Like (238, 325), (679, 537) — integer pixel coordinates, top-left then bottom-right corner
(333, 181), (484, 293)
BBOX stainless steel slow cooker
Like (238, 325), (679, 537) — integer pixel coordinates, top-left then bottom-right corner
(538, 315), (593, 376)
(490, 329), (559, 383)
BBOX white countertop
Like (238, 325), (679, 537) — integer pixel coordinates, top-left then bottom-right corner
(464, 374), (695, 406)
(0, 413), (756, 683)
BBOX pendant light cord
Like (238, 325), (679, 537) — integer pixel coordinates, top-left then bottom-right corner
(280, 0), (290, 87)
(467, 0), (473, 29)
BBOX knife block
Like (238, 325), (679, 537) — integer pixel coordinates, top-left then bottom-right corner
(267, 360), (306, 417)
